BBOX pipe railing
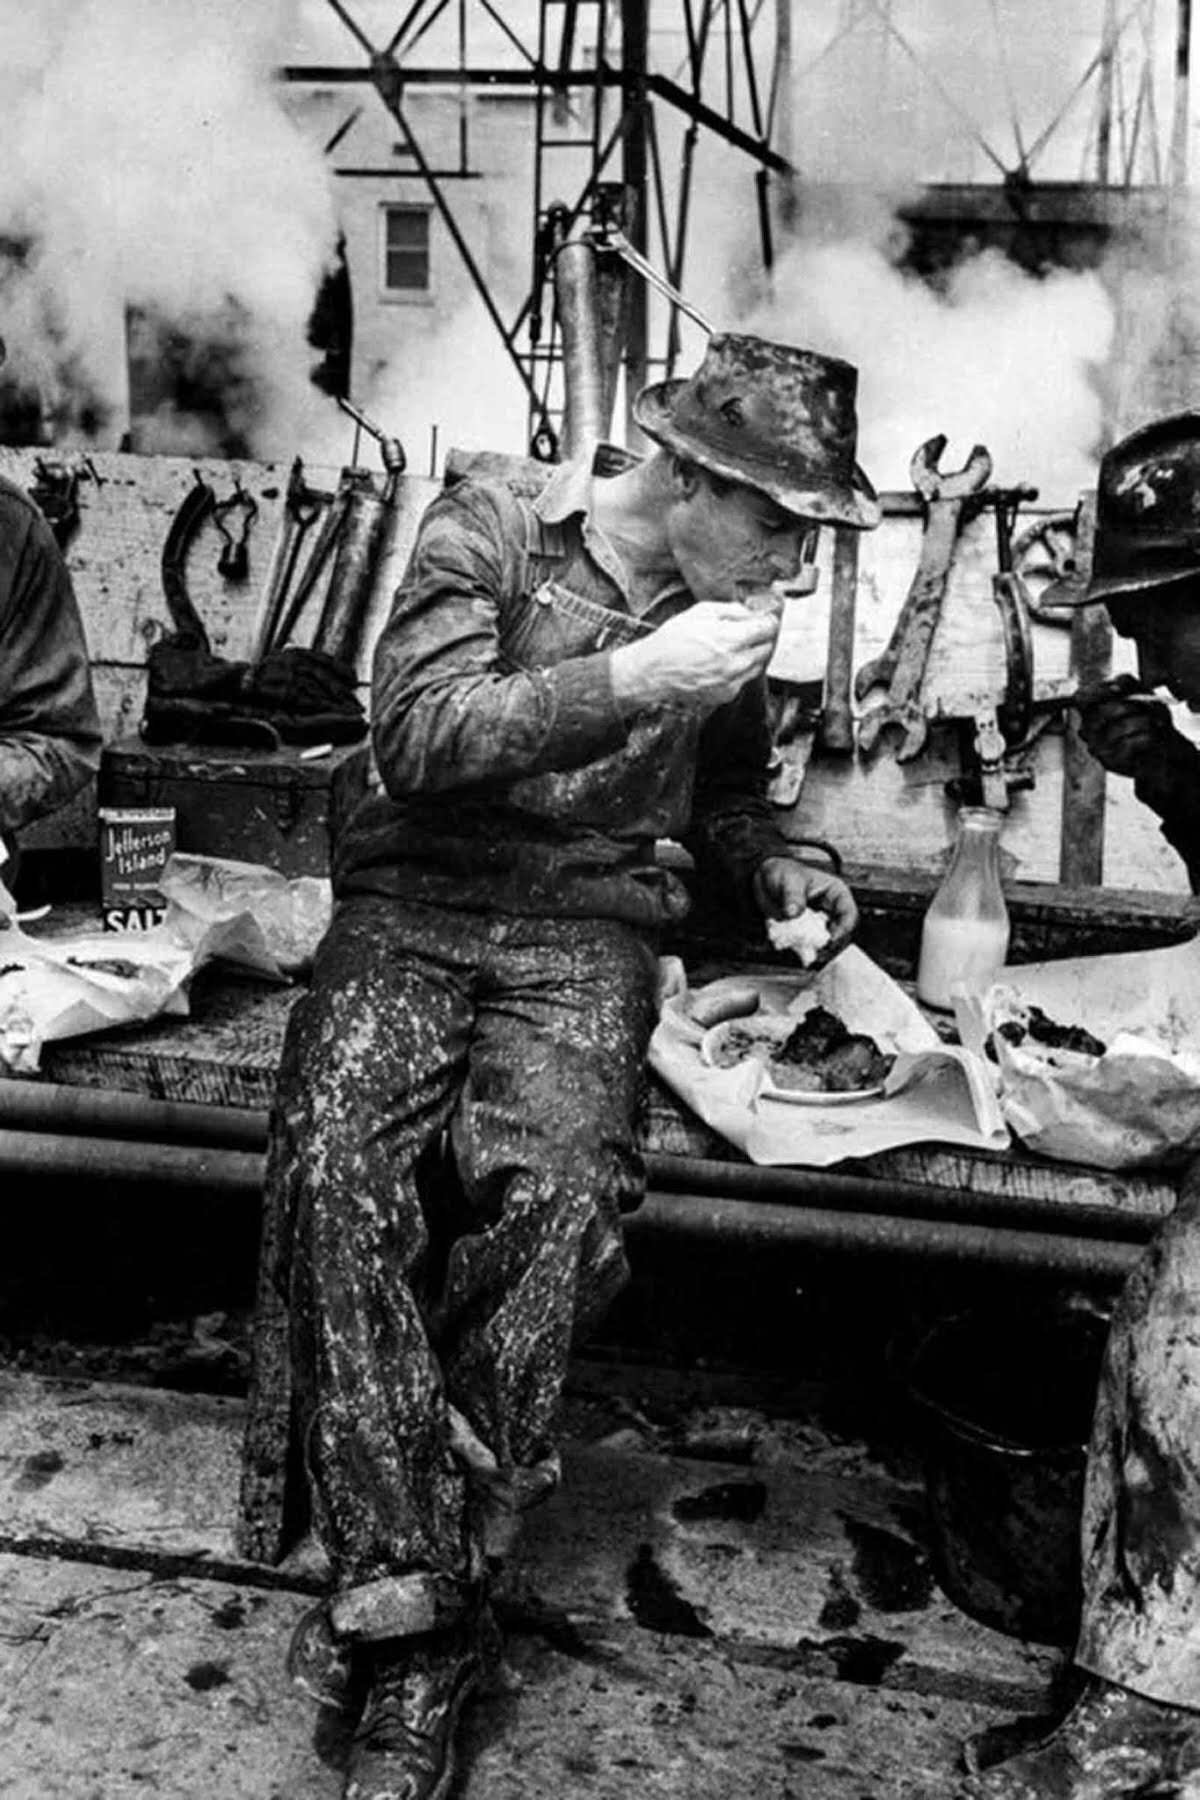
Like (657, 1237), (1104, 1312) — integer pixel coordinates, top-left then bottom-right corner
(0, 1078), (1148, 1280)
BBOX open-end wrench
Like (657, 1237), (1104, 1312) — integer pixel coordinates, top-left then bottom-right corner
(856, 434), (993, 761)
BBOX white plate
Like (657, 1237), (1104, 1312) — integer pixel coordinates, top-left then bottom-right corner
(761, 1078), (886, 1106)
(700, 1016), (887, 1104)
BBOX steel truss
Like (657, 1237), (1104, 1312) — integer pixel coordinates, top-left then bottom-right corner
(283, 1), (1180, 453)
(285, 0), (790, 451)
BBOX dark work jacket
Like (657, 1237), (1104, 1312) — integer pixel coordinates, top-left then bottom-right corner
(335, 456), (794, 928)
(0, 474), (101, 838)
(1135, 748), (1200, 894)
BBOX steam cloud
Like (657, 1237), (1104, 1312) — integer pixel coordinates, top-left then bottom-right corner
(734, 1), (1144, 500)
(731, 0), (1183, 502)
(0, 0), (1184, 487)
(0, 0), (341, 456)
(746, 240), (1113, 503)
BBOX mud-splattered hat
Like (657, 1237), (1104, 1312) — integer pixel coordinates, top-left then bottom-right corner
(633, 332), (880, 530)
(1059, 412), (1200, 606)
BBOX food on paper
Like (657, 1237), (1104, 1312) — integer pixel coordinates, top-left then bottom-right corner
(995, 1003), (1107, 1061)
(688, 982), (762, 1029)
(65, 955), (143, 981)
(704, 1003), (895, 1096)
(705, 1019), (787, 1070)
(772, 1004), (895, 1091)
(766, 907), (831, 966)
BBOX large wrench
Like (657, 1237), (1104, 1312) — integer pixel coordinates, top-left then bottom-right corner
(856, 435), (993, 761)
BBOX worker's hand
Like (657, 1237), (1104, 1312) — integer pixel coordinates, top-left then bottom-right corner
(752, 856), (858, 958)
(610, 599), (783, 713)
(1075, 675), (1179, 780)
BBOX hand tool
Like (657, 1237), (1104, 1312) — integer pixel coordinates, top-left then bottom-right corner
(160, 471), (217, 649)
(312, 399), (410, 670)
(818, 526), (859, 753)
(253, 458), (324, 661)
(1072, 674), (1171, 710)
(856, 435), (993, 761)
(266, 482), (352, 653)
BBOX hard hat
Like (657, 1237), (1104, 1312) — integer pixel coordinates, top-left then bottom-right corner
(634, 332), (880, 530)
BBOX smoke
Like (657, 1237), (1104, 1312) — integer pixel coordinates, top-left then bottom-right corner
(0, 0), (341, 454)
(746, 239), (1113, 501)
(733, 1), (1146, 501)
(361, 305), (531, 477)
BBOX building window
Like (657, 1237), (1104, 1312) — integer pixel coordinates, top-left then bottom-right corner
(381, 205), (430, 294)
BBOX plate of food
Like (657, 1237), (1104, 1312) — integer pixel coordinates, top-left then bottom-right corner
(701, 1003), (896, 1104)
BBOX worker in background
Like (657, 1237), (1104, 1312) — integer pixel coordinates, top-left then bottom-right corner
(0, 338), (102, 879)
(967, 413), (1200, 1798)
(263, 332), (878, 1800)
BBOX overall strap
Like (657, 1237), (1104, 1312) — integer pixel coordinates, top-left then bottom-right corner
(515, 496), (570, 598)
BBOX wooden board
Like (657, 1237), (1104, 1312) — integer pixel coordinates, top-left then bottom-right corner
(2, 446), (1191, 891)
(0, 445), (437, 689)
(29, 939), (1179, 1231)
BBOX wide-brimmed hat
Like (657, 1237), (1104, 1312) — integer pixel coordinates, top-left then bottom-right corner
(633, 332), (880, 530)
(1055, 412), (1200, 607)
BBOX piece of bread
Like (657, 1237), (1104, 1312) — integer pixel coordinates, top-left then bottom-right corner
(766, 908), (831, 967)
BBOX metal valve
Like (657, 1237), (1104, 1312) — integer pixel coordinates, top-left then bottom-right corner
(337, 394), (407, 490)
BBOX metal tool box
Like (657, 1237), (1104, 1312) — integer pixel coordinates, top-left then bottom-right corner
(99, 738), (370, 879)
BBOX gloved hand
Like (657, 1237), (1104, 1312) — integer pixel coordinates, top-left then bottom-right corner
(1076, 674), (1199, 818)
(1077, 674), (1178, 777)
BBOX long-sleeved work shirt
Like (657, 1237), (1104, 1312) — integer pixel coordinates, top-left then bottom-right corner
(0, 474), (101, 838)
(335, 455), (795, 927)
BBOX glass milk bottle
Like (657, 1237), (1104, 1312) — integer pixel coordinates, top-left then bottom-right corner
(916, 807), (1011, 1011)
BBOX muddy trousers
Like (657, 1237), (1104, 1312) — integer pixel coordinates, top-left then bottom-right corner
(1076, 1157), (1200, 1706)
(267, 896), (660, 1635)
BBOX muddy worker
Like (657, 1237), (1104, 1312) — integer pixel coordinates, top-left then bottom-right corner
(967, 413), (1200, 1798)
(265, 332), (878, 1800)
(0, 406), (102, 877)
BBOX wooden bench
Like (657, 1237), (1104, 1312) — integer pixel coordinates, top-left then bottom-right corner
(2, 869), (1194, 1562)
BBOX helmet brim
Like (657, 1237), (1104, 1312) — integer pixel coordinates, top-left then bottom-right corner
(1059, 567), (1200, 607)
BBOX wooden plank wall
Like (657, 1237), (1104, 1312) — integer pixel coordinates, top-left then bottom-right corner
(1, 445), (1189, 896)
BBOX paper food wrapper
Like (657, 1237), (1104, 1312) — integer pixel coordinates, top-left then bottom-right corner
(0, 914), (194, 1075)
(0, 855), (331, 1074)
(650, 944), (1008, 1168)
(160, 854), (332, 981)
(955, 936), (1200, 1170)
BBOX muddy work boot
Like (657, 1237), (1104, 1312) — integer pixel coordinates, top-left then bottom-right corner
(342, 1619), (488, 1800)
(286, 1601), (362, 1714)
(962, 1678), (1200, 1798)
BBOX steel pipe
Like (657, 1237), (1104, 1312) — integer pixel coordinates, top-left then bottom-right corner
(0, 1086), (1158, 1274)
(645, 1152), (1162, 1242)
(0, 1079), (268, 1151)
(629, 1189), (1140, 1281)
(0, 1125), (1141, 1279)
(0, 1128), (264, 1192)
(554, 237), (609, 457)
